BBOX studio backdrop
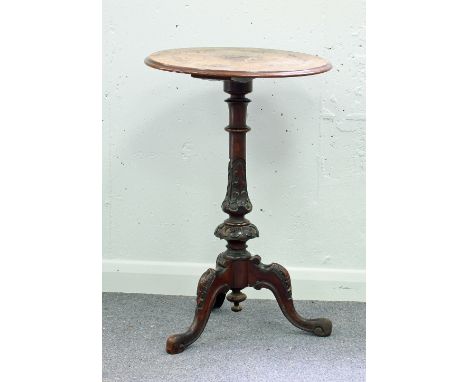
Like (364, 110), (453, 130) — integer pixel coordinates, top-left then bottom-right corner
(102, 0), (366, 301)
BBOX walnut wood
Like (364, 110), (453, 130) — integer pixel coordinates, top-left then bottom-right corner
(249, 255), (332, 336)
(214, 80), (258, 252)
(163, 79), (332, 354)
(166, 250), (332, 354)
(144, 47), (331, 79)
(166, 267), (230, 354)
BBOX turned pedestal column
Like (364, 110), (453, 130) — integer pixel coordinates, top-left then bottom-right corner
(144, 47), (333, 354)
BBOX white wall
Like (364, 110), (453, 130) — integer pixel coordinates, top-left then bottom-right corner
(103, 0), (366, 301)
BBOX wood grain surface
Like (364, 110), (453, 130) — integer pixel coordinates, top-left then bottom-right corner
(144, 47), (331, 79)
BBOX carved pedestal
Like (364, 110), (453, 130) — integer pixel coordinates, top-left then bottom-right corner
(166, 79), (332, 355)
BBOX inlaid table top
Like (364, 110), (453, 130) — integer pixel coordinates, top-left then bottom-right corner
(144, 47), (331, 79)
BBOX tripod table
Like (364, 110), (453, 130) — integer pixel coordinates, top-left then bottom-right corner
(144, 47), (333, 354)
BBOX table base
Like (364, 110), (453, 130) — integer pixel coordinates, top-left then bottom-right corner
(166, 79), (332, 354)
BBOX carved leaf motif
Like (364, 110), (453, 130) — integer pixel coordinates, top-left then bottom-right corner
(196, 268), (216, 309)
(216, 253), (228, 268)
(270, 263), (292, 299)
(222, 159), (252, 215)
(214, 222), (259, 241)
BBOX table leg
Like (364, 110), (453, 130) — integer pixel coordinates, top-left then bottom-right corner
(166, 267), (230, 354)
(249, 255), (332, 337)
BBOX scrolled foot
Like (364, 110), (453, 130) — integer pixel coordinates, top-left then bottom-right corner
(166, 334), (186, 354)
(308, 318), (332, 337)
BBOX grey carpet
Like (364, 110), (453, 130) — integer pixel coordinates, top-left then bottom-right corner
(103, 293), (365, 382)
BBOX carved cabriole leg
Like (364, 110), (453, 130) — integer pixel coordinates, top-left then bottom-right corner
(248, 255), (332, 337)
(166, 268), (229, 354)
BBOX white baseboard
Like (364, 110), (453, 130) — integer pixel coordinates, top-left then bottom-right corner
(103, 259), (365, 302)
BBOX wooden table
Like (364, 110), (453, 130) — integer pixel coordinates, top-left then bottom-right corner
(145, 47), (333, 354)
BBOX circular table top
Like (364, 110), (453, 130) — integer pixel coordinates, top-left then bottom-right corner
(144, 47), (331, 79)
